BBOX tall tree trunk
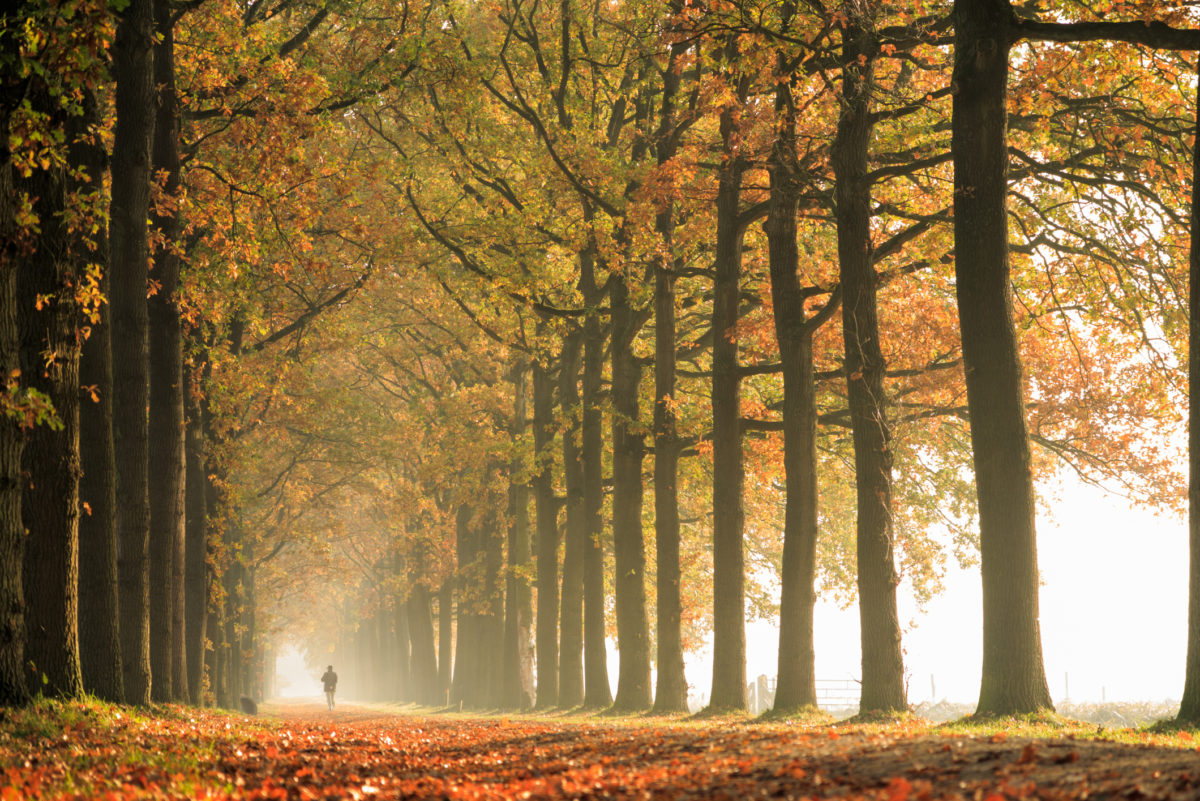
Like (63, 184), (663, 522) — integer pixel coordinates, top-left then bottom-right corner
(532, 358), (559, 709)
(580, 249), (612, 709)
(0, 22), (28, 707)
(1178, 65), (1200, 725)
(407, 584), (438, 705)
(835, 9), (906, 715)
(111, 0), (156, 706)
(503, 364), (535, 709)
(76, 88), (124, 704)
(708, 75), (749, 712)
(437, 577), (453, 704)
(558, 331), (585, 708)
(482, 504), (506, 708)
(450, 505), (478, 707)
(767, 31), (821, 712)
(149, 0), (187, 702)
(952, 0), (1052, 716)
(611, 270), (651, 711)
(184, 372), (208, 703)
(18, 66), (84, 701)
(651, 38), (688, 715)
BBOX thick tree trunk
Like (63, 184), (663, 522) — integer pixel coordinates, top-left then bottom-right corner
(75, 87), (123, 703)
(532, 359), (559, 708)
(1178, 68), (1200, 725)
(184, 376), (208, 703)
(437, 577), (453, 704)
(580, 250), (612, 709)
(653, 213), (687, 713)
(834, 12), (907, 715)
(18, 71), (84, 700)
(111, 0), (156, 706)
(450, 505), (479, 707)
(149, 0), (187, 702)
(952, 0), (1053, 716)
(482, 505), (505, 708)
(611, 270), (652, 711)
(503, 364), (535, 709)
(408, 584), (439, 705)
(0, 31), (28, 707)
(558, 331), (585, 708)
(767, 54), (821, 713)
(708, 85), (749, 712)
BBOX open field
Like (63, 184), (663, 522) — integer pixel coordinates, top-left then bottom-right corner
(5, 698), (1200, 799)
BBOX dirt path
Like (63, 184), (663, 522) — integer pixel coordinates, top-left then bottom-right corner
(214, 702), (1200, 800)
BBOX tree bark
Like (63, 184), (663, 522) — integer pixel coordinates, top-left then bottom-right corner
(18, 65), (84, 701)
(1179, 64), (1200, 724)
(611, 269), (652, 711)
(834, 9), (907, 715)
(76, 87), (123, 703)
(580, 248), (612, 709)
(503, 363), (535, 709)
(450, 504), (479, 706)
(558, 331), (585, 708)
(407, 584), (439, 705)
(952, 0), (1053, 716)
(437, 577), (453, 704)
(708, 74), (749, 712)
(767, 33), (821, 712)
(184, 369), (208, 703)
(651, 38), (688, 716)
(111, 0), (156, 706)
(532, 358), (559, 709)
(0, 20), (27, 707)
(149, 0), (187, 702)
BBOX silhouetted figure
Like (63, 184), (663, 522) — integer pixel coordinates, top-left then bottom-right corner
(321, 665), (338, 710)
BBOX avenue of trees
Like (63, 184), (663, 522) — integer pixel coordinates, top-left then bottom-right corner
(4, 0), (1200, 720)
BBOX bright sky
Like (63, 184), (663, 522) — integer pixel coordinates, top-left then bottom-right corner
(272, 478), (1190, 706)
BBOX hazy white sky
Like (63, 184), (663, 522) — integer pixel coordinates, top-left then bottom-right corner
(274, 478), (1190, 706)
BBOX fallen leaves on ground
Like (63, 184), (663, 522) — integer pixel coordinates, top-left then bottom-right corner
(4, 699), (1200, 800)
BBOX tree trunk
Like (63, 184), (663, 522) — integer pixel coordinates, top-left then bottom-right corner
(834, 10), (907, 715)
(75, 87), (123, 704)
(532, 358), (559, 709)
(148, 0), (187, 703)
(18, 67), (84, 701)
(482, 504), (506, 707)
(407, 584), (439, 705)
(767, 42), (821, 712)
(580, 249), (612, 709)
(1179, 66), (1200, 725)
(952, 0), (1053, 716)
(184, 372), (208, 703)
(611, 269), (652, 711)
(708, 78), (749, 712)
(111, 0), (155, 706)
(437, 577), (453, 704)
(450, 505), (479, 706)
(558, 331), (585, 708)
(503, 364), (535, 709)
(652, 213), (687, 714)
(0, 25), (28, 707)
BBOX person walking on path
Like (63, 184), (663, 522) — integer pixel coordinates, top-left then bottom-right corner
(321, 665), (338, 710)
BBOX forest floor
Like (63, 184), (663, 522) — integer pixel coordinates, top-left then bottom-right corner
(4, 697), (1200, 800)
